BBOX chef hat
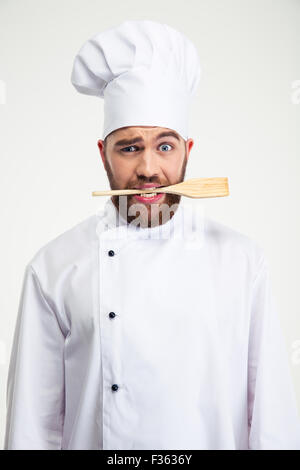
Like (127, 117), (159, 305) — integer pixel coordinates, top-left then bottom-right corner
(71, 20), (201, 141)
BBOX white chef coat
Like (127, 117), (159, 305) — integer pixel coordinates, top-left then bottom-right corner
(4, 197), (300, 450)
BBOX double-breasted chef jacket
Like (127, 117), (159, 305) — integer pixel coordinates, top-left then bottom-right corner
(4, 197), (300, 450)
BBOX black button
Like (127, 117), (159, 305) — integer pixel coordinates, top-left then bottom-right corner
(108, 250), (115, 257)
(111, 384), (119, 391)
(109, 312), (116, 319)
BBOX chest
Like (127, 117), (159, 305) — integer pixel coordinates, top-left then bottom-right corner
(62, 236), (251, 372)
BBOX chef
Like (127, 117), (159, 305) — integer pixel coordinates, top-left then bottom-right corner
(4, 20), (300, 450)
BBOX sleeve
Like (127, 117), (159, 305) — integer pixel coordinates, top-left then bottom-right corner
(248, 255), (300, 449)
(4, 264), (66, 450)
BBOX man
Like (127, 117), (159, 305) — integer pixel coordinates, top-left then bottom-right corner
(4, 20), (300, 450)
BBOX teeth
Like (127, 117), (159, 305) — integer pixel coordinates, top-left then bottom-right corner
(139, 192), (157, 197)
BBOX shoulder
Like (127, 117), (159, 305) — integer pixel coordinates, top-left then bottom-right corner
(204, 215), (267, 277)
(27, 213), (99, 276)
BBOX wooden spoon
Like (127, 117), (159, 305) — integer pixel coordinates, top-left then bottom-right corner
(92, 177), (229, 199)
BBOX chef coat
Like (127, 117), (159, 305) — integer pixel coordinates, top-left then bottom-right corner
(4, 197), (300, 450)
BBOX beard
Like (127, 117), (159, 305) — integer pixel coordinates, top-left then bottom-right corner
(104, 149), (188, 229)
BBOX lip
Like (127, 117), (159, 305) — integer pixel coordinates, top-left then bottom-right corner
(133, 193), (165, 204)
(130, 184), (165, 203)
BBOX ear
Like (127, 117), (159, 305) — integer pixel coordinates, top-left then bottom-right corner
(185, 138), (194, 162)
(97, 139), (107, 171)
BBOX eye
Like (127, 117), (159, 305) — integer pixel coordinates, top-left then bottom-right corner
(120, 143), (173, 153)
(121, 145), (138, 153)
(159, 143), (173, 152)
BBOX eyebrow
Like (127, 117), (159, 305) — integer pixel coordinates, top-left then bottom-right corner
(113, 131), (181, 148)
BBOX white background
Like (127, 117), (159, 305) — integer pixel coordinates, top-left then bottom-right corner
(0, 0), (300, 447)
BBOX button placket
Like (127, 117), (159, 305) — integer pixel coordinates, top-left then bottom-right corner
(97, 228), (124, 449)
(107, 244), (118, 389)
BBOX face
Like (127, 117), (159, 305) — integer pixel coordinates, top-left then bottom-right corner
(97, 126), (194, 228)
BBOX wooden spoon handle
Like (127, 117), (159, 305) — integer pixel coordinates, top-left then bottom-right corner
(92, 188), (144, 196)
(92, 177), (229, 199)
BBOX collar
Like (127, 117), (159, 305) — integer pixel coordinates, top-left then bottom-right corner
(96, 197), (206, 247)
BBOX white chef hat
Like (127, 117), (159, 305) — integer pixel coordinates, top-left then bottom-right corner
(71, 20), (201, 141)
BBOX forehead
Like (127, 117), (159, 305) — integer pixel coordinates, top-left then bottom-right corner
(108, 126), (182, 145)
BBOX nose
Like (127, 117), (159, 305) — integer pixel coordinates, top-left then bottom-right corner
(135, 149), (160, 179)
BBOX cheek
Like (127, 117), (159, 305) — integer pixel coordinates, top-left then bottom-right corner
(110, 157), (131, 181)
(161, 155), (184, 179)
